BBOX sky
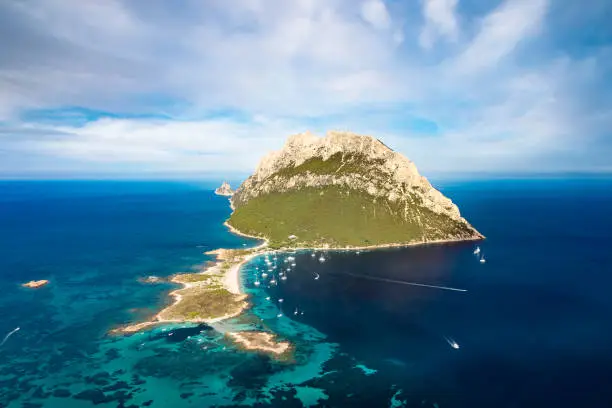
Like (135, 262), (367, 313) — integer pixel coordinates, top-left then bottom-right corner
(0, 0), (611, 179)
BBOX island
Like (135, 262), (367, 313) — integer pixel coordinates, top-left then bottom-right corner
(229, 131), (483, 249)
(114, 131), (482, 356)
(22, 279), (49, 289)
(215, 181), (234, 196)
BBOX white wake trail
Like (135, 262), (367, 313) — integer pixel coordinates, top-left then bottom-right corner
(0, 327), (20, 347)
(338, 272), (467, 292)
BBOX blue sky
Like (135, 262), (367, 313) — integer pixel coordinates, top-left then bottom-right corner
(0, 0), (611, 178)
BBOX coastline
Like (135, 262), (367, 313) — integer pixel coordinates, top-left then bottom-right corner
(283, 235), (484, 252)
(113, 193), (482, 351)
(223, 216), (483, 252)
(112, 244), (264, 335)
(112, 195), (268, 335)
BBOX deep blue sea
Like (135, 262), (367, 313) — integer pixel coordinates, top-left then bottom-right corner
(1, 179), (611, 407)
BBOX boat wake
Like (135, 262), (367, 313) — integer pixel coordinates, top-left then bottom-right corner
(336, 272), (467, 292)
(0, 327), (20, 348)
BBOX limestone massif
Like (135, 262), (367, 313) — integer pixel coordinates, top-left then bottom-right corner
(229, 131), (483, 248)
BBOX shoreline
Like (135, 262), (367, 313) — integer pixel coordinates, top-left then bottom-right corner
(111, 245), (264, 335)
(113, 194), (483, 348)
(223, 217), (483, 252)
(280, 235), (484, 252)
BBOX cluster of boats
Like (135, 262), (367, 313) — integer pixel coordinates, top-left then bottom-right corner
(251, 251), (329, 318)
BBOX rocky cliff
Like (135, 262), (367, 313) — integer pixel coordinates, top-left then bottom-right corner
(215, 181), (234, 197)
(229, 131), (482, 248)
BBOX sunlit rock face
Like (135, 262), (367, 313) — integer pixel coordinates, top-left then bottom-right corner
(215, 181), (234, 197)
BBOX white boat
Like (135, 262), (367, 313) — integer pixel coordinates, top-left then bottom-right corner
(277, 313), (283, 318)
(294, 308), (298, 315)
(445, 336), (460, 349)
(311, 253), (316, 258)
(254, 281), (260, 286)
(291, 263), (296, 267)
(278, 298), (284, 303)
(281, 276), (287, 280)
(318, 256), (326, 263)
(269, 279), (277, 285)
(473, 246), (481, 255)
(479, 256), (486, 264)
(287, 256), (295, 261)
(265, 296), (271, 301)
(314, 272), (320, 280)
(262, 273), (268, 278)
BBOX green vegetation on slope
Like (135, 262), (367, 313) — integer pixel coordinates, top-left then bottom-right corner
(270, 152), (385, 180)
(159, 287), (245, 321)
(228, 186), (474, 249)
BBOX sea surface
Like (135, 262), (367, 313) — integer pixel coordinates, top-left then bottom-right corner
(0, 179), (611, 407)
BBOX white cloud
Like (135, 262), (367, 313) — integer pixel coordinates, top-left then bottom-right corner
(0, 0), (610, 176)
(452, 0), (549, 74)
(360, 0), (391, 30)
(419, 0), (459, 49)
(6, 117), (302, 175)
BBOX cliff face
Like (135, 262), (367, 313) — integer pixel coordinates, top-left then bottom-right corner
(215, 181), (234, 197)
(229, 131), (482, 248)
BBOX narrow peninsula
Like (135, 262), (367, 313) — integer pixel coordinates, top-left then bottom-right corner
(115, 131), (482, 356)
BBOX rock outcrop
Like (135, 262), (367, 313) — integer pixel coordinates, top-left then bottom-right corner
(215, 181), (234, 196)
(22, 280), (49, 288)
(229, 131), (483, 248)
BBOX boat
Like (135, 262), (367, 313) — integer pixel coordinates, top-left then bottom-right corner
(473, 246), (481, 255)
(262, 273), (268, 278)
(479, 256), (486, 264)
(314, 272), (320, 280)
(311, 253), (316, 258)
(278, 298), (284, 303)
(281, 276), (287, 280)
(254, 280), (260, 286)
(294, 308), (298, 315)
(444, 336), (460, 349)
(277, 313), (283, 318)
(318, 256), (326, 263)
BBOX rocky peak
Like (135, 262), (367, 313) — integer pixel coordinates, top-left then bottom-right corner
(232, 131), (481, 233)
(215, 181), (234, 197)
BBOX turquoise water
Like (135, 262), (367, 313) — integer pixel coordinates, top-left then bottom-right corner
(1, 179), (611, 407)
